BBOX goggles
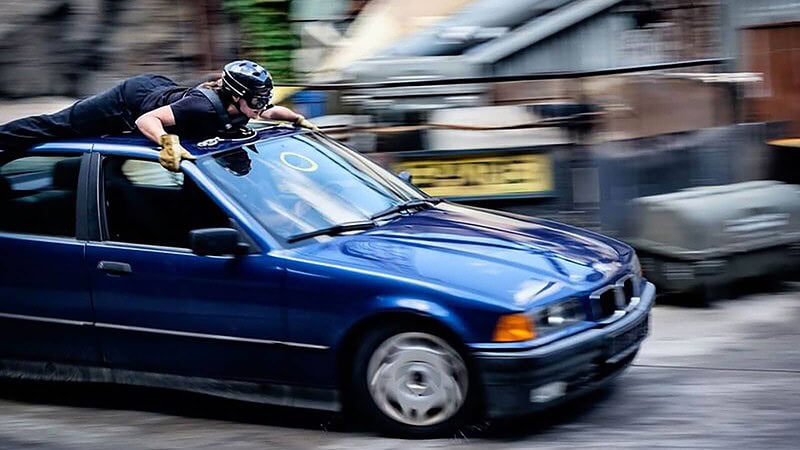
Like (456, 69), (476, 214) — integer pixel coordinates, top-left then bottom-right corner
(246, 92), (273, 111)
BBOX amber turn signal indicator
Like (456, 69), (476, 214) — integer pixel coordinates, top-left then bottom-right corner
(493, 314), (536, 342)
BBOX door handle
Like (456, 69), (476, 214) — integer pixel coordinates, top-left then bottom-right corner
(97, 261), (132, 275)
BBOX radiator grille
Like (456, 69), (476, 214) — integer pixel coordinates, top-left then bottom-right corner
(591, 274), (639, 322)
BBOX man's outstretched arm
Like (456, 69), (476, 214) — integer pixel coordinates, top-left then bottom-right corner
(260, 106), (318, 130)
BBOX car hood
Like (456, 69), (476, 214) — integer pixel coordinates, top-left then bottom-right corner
(289, 203), (633, 308)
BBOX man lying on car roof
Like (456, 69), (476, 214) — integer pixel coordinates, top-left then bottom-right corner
(0, 60), (318, 171)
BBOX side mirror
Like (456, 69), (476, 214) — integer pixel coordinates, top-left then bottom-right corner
(190, 228), (250, 256)
(398, 170), (413, 184)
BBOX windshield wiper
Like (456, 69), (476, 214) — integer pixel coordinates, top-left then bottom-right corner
(287, 198), (443, 243)
(369, 198), (443, 221)
(287, 220), (376, 243)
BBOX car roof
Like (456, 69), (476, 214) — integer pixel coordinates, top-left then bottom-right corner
(31, 122), (306, 157)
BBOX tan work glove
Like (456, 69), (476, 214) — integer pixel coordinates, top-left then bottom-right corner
(158, 134), (196, 172)
(294, 115), (319, 132)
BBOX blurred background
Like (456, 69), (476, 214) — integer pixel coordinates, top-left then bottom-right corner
(4, 5), (800, 447)
(4, 0), (800, 293)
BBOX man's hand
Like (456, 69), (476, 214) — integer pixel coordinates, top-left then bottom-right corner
(294, 115), (319, 132)
(158, 134), (196, 172)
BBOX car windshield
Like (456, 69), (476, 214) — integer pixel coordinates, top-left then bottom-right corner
(197, 133), (425, 243)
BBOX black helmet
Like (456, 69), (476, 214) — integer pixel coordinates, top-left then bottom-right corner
(221, 60), (274, 108)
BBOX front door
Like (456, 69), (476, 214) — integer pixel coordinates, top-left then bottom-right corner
(86, 155), (287, 382)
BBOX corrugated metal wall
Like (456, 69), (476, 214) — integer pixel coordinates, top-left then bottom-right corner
(492, 1), (721, 76)
(491, 12), (631, 76)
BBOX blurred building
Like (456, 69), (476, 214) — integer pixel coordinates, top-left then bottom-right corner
(0, 0), (239, 98)
(346, 0), (719, 79)
(305, 0), (728, 152)
(313, 0), (800, 140)
(290, 0), (358, 76)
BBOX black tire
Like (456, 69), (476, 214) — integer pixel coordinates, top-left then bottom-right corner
(349, 325), (476, 438)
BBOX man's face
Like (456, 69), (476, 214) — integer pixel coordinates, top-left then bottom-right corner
(236, 98), (263, 119)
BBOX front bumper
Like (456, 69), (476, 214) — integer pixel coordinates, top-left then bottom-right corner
(473, 281), (655, 418)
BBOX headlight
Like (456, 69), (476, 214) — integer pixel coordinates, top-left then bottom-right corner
(493, 298), (588, 342)
(530, 298), (586, 337)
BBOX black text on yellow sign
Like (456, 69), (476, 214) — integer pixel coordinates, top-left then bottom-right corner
(392, 153), (554, 198)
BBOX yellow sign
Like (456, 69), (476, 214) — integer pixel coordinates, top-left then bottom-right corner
(392, 153), (553, 198)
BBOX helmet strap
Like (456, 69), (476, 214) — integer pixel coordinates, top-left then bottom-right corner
(232, 98), (245, 115)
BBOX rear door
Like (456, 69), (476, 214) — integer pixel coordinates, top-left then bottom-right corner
(86, 153), (289, 382)
(0, 149), (100, 364)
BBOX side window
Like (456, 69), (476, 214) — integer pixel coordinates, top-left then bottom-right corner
(102, 157), (230, 248)
(0, 155), (81, 237)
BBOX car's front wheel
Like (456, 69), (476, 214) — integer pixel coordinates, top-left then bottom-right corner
(351, 328), (473, 437)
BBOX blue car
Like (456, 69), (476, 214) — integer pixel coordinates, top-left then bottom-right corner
(0, 125), (653, 437)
